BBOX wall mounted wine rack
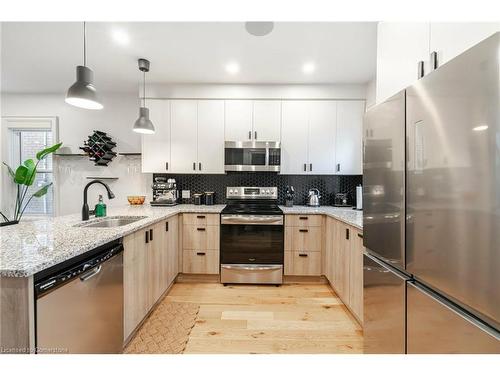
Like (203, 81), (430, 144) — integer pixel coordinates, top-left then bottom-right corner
(80, 130), (117, 166)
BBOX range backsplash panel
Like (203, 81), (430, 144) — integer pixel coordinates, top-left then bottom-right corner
(153, 173), (362, 206)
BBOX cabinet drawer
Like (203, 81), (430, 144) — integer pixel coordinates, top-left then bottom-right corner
(285, 226), (322, 252)
(183, 225), (219, 250)
(284, 251), (321, 276)
(183, 213), (219, 226)
(285, 214), (323, 227)
(182, 250), (220, 274)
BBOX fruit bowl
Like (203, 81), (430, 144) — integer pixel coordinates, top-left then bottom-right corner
(127, 196), (146, 205)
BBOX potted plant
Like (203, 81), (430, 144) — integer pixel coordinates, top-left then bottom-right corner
(1, 142), (62, 226)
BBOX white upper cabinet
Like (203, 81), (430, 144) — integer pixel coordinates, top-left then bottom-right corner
(252, 100), (281, 141)
(281, 101), (309, 174)
(197, 100), (225, 174)
(376, 22), (500, 104)
(335, 101), (364, 175)
(224, 100), (253, 141)
(376, 22), (430, 104)
(225, 100), (281, 142)
(308, 101), (337, 174)
(141, 99), (171, 173)
(170, 100), (198, 173)
(429, 23), (500, 67)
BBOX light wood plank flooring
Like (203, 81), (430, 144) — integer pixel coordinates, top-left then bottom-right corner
(164, 282), (363, 354)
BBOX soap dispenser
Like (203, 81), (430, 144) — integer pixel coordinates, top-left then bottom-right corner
(95, 194), (107, 217)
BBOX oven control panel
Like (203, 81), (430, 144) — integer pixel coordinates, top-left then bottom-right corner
(226, 186), (278, 200)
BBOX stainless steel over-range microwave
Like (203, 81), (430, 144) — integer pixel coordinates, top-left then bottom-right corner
(224, 141), (281, 172)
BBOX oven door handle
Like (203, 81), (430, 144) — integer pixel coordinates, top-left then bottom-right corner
(221, 264), (283, 271)
(220, 215), (283, 225)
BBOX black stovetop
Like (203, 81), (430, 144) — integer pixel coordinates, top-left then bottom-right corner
(221, 200), (283, 215)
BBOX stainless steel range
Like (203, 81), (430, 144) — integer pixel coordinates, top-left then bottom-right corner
(220, 187), (284, 285)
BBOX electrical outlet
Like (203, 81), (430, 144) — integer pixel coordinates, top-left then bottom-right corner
(182, 190), (191, 199)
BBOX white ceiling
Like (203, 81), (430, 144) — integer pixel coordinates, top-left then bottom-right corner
(1, 22), (377, 93)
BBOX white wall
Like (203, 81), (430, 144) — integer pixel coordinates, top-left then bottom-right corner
(365, 78), (376, 110)
(1, 92), (152, 216)
(145, 83), (367, 100)
(1, 83), (368, 217)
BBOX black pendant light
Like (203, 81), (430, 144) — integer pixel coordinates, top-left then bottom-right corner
(65, 22), (103, 110)
(133, 58), (155, 134)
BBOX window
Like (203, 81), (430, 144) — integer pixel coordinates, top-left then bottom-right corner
(11, 128), (55, 216)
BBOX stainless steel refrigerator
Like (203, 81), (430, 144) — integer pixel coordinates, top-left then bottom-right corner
(363, 32), (500, 354)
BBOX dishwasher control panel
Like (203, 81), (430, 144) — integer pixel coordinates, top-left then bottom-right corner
(34, 242), (123, 296)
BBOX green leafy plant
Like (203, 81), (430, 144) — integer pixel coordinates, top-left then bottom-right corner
(1, 142), (62, 223)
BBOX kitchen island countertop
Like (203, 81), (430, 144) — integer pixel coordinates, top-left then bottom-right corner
(0, 204), (225, 278)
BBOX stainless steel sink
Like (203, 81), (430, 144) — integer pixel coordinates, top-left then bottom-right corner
(75, 216), (147, 228)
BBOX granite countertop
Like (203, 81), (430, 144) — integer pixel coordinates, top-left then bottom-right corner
(280, 205), (363, 230)
(0, 204), (225, 278)
(1, 203), (362, 278)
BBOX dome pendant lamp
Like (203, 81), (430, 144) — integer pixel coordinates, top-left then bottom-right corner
(65, 22), (103, 110)
(133, 58), (155, 134)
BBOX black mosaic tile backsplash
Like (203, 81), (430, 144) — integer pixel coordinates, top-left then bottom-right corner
(154, 173), (362, 206)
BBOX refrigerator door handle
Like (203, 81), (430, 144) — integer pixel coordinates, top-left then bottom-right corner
(408, 281), (500, 341)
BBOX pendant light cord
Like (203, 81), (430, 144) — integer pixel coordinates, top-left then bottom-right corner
(83, 21), (87, 67)
(143, 71), (146, 107)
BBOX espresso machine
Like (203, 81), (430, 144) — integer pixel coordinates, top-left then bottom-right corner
(151, 177), (178, 206)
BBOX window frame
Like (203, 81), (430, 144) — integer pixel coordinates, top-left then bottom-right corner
(1, 116), (59, 217)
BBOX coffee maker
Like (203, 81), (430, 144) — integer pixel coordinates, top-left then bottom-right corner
(151, 177), (178, 206)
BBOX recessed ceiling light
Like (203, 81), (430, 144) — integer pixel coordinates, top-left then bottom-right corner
(303, 62), (316, 74)
(111, 28), (130, 46)
(472, 125), (488, 131)
(225, 62), (240, 75)
(245, 22), (274, 37)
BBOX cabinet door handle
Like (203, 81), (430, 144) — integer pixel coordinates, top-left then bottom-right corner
(299, 253), (308, 257)
(357, 232), (363, 239)
(309, 163), (312, 172)
(337, 163), (341, 172)
(197, 215), (206, 219)
(417, 60), (425, 79)
(254, 131), (257, 140)
(199, 162), (202, 171)
(196, 252), (206, 256)
(150, 229), (153, 241)
(303, 163), (307, 172)
(193, 162), (196, 171)
(165, 221), (169, 232)
(299, 229), (309, 233)
(345, 228), (350, 240)
(248, 131), (252, 140)
(430, 51), (438, 71)
(299, 216), (308, 220)
(197, 227), (206, 231)
(248, 258), (256, 262)
(165, 162), (168, 170)
(145, 231), (149, 244)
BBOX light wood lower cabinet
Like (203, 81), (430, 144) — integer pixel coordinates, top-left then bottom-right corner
(182, 250), (220, 274)
(182, 225), (219, 250)
(123, 216), (180, 341)
(324, 216), (364, 324)
(284, 214), (323, 276)
(349, 230), (364, 322)
(285, 226), (322, 252)
(284, 251), (322, 276)
(182, 213), (220, 274)
(124, 227), (151, 340)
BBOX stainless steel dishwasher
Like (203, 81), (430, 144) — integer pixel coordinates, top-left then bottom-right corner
(34, 239), (124, 354)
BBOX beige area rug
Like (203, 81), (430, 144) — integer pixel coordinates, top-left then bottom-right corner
(124, 300), (200, 354)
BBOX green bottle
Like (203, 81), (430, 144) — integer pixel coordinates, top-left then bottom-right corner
(95, 195), (107, 217)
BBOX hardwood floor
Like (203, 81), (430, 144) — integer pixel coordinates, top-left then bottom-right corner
(164, 281), (363, 354)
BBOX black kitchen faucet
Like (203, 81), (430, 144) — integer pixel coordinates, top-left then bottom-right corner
(82, 180), (115, 221)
